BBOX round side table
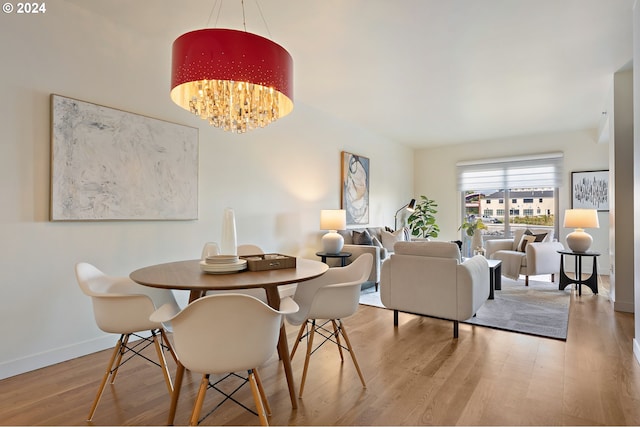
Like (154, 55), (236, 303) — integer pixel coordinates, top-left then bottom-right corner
(558, 250), (600, 296)
(316, 251), (352, 267)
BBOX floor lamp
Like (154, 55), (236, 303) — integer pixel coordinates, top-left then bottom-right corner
(394, 199), (416, 230)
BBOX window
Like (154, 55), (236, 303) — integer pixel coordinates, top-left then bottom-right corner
(457, 153), (562, 244)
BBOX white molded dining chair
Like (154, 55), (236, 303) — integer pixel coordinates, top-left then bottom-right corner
(75, 262), (179, 421)
(286, 253), (373, 397)
(151, 293), (299, 426)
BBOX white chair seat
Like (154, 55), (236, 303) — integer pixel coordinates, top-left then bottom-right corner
(75, 262), (179, 421)
(151, 293), (298, 426)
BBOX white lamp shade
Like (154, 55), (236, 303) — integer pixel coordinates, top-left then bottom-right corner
(563, 209), (599, 229)
(564, 209), (598, 252)
(320, 209), (346, 231)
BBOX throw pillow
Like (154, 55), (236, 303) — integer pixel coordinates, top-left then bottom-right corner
(371, 236), (383, 249)
(381, 228), (406, 252)
(524, 229), (548, 242)
(517, 234), (536, 252)
(352, 229), (373, 245)
(512, 228), (526, 251)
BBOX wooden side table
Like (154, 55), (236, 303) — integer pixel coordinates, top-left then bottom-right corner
(316, 251), (352, 266)
(558, 250), (600, 296)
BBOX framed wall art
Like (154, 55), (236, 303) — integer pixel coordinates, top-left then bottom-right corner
(571, 170), (609, 211)
(341, 151), (369, 225)
(50, 94), (199, 221)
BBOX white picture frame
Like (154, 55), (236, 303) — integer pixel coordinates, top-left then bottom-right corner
(50, 94), (199, 221)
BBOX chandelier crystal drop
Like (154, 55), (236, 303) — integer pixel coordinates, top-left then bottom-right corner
(171, 29), (293, 133)
(188, 79), (283, 133)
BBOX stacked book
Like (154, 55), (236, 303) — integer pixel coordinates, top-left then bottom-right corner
(199, 254), (247, 274)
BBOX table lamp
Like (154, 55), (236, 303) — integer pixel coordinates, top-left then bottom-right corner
(320, 209), (347, 254)
(563, 209), (599, 252)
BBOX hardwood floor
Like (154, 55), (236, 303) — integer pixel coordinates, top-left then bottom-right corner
(2, 276), (640, 426)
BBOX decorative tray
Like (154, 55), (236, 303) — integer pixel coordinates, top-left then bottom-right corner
(239, 253), (296, 271)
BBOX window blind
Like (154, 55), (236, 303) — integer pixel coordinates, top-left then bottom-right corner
(456, 152), (563, 191)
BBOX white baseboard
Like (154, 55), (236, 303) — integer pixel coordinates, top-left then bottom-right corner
(634, 339), (640, 366)
(614, 300), (635, 313)
(0, 334), (118, 380)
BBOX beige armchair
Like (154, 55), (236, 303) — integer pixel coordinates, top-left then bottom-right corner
(380, 241), (490, 338)
(484, 228), (564, 286)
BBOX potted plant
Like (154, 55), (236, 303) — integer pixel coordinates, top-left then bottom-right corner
(407, 195), (440, 239)
(459, 217), (487, 253)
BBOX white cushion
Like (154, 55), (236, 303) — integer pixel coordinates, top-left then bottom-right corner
(512, 229), (526, 251)
(517, 234), (536, 252)
(394, 241), (461, 262)
(381, 229), (406, 252)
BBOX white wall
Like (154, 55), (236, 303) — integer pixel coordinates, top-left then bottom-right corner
(413, 130), (611, 274)
(633, 0), (640, 365)
(0, 3), (413, 378)
(611, 68), (635, 313)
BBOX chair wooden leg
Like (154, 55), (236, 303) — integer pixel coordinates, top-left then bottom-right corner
(87, 335), (124, 421)
(337, 320), (366, 388)
(189, 374), (209, 426)
(290, 323), (306, 360)
(299, 320), (316, 397)
(110, 333), (130, 384)
(249, 369), (269, 426)
(167, 362), (185, 425)
(331, 320), (345, 362)
(160, 328), (178, 364)
(253, 367), (272, 416)
(152, 330), (174, 394)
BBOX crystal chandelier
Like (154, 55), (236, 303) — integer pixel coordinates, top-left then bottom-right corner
(170, 28), (293, 133)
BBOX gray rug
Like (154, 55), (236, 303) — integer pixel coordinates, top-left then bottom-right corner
(359, 277), (572, 340)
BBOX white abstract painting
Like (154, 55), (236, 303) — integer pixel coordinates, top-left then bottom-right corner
(51, 94), (199, 221)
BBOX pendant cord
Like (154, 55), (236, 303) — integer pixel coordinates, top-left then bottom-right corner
(253, 0), (272, 38)
(205, 0), (271, 37)
(241, 0), (247, 31)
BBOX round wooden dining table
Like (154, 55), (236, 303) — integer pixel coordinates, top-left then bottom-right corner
(130, 258), (328, 424)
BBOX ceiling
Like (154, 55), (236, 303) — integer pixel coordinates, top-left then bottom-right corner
(64, 0), (634, 147)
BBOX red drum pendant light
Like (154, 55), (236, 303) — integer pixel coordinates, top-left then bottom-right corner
(170, 28), (293, 133)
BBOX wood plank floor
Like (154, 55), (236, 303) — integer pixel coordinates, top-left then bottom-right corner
(2, 276), (640, 426)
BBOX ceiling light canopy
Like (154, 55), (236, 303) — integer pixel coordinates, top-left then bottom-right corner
(170, 28), (293, 133)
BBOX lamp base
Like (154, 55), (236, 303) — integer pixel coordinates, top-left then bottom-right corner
(566, 229), (593, 252)
(322, 231), (344, 254)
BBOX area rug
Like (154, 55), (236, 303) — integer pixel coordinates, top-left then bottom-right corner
(359, 277), (571, 340)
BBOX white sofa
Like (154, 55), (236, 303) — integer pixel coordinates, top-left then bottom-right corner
(380, 241), (490, 338)
(484, 228), (564, 286)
